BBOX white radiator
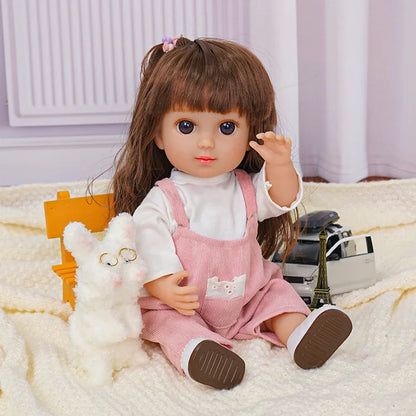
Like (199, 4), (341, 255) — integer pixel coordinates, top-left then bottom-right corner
(1, 0), (249, 127)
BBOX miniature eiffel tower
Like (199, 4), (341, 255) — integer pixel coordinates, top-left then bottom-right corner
(310, 227), (334, 310)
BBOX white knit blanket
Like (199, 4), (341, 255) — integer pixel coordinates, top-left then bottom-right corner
(1, 179), (415, 416)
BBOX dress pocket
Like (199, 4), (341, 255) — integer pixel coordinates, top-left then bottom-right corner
(200, 295), (245, 330)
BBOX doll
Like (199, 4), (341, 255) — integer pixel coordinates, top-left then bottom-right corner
(111, 37), (352, 389)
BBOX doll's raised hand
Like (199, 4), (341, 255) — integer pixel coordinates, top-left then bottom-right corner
(249, 131), (292, 167)
(249, 131), (299, 207)
(144, 270), (200, 316)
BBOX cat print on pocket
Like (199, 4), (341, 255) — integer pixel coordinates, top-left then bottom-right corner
(205, 274), (246, 299)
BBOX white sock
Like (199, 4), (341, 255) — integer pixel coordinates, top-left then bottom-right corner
(180, 338), (211, 378)
(286, 304), (347, 359)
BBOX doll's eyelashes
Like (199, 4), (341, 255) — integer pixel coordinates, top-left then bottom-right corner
(176, 120), (236, 135)
(177, 120), (195, 134)
(219, 121), (236, 135)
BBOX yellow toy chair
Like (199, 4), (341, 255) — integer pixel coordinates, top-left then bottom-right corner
(44, 191), (115, 309)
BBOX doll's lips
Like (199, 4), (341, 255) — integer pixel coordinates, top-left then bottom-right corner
(196, 156), (215, 165)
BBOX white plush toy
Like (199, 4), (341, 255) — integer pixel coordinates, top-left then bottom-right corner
(64, 212), (148, 385)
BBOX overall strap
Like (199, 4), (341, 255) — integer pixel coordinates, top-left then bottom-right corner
(155, 178), (189, 228)
(234, 169), (258, 220)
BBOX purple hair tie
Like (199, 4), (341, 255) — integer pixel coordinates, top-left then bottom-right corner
(162, 36), (180, 53)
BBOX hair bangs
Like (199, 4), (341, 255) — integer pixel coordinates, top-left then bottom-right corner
(168, 75), (245, 116)
(159, 39), (272, 122)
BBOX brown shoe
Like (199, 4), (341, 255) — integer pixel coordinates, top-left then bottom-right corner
(288, 305), (353, 369)
(187, 340), (245, 389)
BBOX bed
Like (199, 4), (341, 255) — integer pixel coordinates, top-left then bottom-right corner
(0, 178), (415, 416)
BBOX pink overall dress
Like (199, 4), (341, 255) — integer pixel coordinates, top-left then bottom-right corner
(139, 169), (310, 374)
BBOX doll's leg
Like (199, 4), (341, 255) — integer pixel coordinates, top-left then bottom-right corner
(266, 305), (352, 369)
(264, 312), (306, 345)
(237, 275), (351, 369)
(142, 309), (244, 389)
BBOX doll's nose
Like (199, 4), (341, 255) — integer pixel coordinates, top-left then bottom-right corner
(197, 134), (215, 149)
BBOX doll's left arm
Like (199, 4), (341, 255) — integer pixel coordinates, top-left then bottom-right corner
(249, 131), (299, 207)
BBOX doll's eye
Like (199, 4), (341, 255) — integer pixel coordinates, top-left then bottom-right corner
(99, 253), (118, 267)
(219, 121), (236, 135)
(119, 248), (137, 263)
(177, 120), (195, 134)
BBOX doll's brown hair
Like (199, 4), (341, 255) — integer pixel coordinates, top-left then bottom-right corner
(112, 37), (299, 260)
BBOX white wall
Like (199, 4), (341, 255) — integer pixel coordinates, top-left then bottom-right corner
(0, 0), (253, 186)
(0, 3), (129, 186)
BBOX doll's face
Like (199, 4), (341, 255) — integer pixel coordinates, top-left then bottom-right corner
(155, 110), (250, 178)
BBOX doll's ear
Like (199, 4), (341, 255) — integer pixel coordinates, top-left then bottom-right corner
(154, 138), (164, 150)
(154, 133), (165, 150)
(63, 222), (96, 259)
(153, 123), (165, 149)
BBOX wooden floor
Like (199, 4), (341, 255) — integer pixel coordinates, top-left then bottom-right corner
(303, 176), (394, 183)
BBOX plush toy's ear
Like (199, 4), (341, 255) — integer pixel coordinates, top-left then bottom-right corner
(63, 222), (97, 259)
(105, 213), (135, 246)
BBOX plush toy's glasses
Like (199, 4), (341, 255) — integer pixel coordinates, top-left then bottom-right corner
(119, 248), (137, 262)
(99, 248), (137, 266)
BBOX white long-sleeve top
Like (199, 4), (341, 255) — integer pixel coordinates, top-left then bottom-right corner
(133, 165), (303, 284)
